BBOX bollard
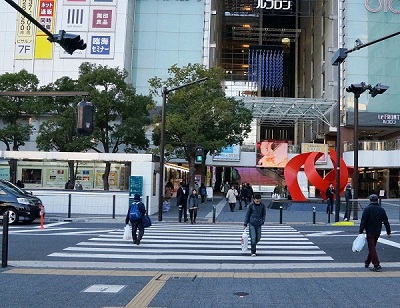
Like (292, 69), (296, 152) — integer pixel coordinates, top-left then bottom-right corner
(279, 206), (283, 224)
(112, 195), (116, 219)
(146, 196), (149, 213)
(2, 211), (9, 268)
(212, 205), (216, 223)
(40, 205), (44, 229)
(327, 210), (331, 224)
(68, 193), (72, 218)
(312, 207), (316, 224)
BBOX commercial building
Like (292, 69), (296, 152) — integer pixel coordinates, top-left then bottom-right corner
(0, 0), (399, 198)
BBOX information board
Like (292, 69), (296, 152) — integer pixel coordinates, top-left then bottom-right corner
(129, 176), (143, 196)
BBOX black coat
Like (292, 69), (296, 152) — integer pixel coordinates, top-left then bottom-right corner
(359, 202), (391, 235)
(125, 201), (146, 224)
(176, 186), (189, 206)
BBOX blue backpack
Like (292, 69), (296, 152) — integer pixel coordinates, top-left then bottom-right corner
(129, 202), (142, 221)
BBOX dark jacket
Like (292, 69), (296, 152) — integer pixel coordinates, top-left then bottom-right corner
(359, 202), (391, 235)
(176, 185), (189, 206)
(244, 201), (266, 227)
(125, 201), (146, 224)
(243, 185), (254, 198)
(187, 193), (199, 208)
(345, 188), (352, 199)
(326, 187), (335, 200)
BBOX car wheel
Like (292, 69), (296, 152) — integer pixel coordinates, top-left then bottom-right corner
(5, 209), (19, 225)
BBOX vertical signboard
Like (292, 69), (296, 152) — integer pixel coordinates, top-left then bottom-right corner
(34, 0), (56, 59)
(15, 0), (37, 59)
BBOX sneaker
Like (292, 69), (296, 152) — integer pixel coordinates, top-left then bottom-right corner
(251, 253), (256, 257)
(136, 240), (140, 245)
(370, 265), (382, 272)
(364, 263), (370, 268)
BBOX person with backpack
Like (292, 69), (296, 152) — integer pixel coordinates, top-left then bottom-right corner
(125, 194), (146, 245)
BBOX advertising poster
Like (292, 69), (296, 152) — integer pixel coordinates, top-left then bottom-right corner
(301, 143), (328, 164)
(15, 0), (37, 59)
(213, 145), (241, 161)
(34, 0), (56, 59)
(256, 140), (288, 167)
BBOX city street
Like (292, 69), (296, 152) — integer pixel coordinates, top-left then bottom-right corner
(1, 198), (400, 307)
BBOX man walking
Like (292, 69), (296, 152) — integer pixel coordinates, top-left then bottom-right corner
(176, 182), (189, 222)
(359, 194), (391, 271)
(125, 194), (146, 245)
(244, 193), (266, 256)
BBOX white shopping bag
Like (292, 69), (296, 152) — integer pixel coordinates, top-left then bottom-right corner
(241, 229), (249, 252)
(352, 234), (366, 252)
(123, 224), (132, 240)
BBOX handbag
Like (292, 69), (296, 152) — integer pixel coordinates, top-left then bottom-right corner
(142, 214), (152, 228)
(352, 234), (366, 252)
(123, 224), (132, 240)
(241, 228), (249, 252)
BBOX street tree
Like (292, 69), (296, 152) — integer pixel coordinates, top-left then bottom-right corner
(78, 62), (155, 190)
(36, 76), (94, 184)
(0, 69), (45, 183)
(149, 63), (253, 191)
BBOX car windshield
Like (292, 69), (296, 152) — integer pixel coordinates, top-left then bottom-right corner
(0, 180), (26, 195)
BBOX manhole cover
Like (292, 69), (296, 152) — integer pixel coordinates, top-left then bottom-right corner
(83, 284), (126, 293)
(234, 292), (249, 297)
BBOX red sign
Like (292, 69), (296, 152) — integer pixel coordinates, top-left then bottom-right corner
(92, 9), (113, 29)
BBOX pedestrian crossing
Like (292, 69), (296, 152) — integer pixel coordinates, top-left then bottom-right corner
(47, 224), (333, 264)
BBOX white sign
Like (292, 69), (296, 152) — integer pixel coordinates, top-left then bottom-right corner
(256, 0), (292, 10)
(62, 6), (90, 31)
(213, 145), (241, 161)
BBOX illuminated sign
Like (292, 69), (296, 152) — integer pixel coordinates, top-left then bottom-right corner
(256, 0), (292, 10)
(365, 0), (400, 13)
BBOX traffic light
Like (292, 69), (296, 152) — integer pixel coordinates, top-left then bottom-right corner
(369, 83), (389, 98)
(195, 147), (204, 163)
(77, 100), (94, 135)
(50, 30), (87, 55)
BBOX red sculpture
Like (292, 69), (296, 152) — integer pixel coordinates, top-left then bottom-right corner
(284, 149), (351, 201)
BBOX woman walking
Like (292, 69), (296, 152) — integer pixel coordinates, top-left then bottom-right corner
(187, 188), (199, 224)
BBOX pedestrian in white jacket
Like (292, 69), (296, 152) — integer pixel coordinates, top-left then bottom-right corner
(226, 185), (238, 212)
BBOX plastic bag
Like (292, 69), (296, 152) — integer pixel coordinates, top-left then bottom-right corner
(241, 229), (249, 252)
(123, 224), (132, 240)
(352, 234), (366, 252)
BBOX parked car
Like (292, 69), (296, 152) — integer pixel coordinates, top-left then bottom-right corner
(0, 180), (44, 225)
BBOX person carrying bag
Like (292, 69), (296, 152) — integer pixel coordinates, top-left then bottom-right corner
(125, 194), (146, 245)
(187, 188), (199, 224)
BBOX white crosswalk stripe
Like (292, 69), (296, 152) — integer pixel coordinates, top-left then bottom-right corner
(48, 224), (333, 263)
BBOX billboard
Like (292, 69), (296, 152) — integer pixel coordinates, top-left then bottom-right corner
(301, 143), (327, 164)
(256, 140), (288, 167)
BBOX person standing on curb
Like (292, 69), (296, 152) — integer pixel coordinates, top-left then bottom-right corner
(226, 184), (238, 212)
(176, 182), (189, 222)
(125, 194), (146, 245)
(243, 193), (266, 256)
(359, 194), (391, 272)
(344, 183), (352, 221)
(243, 183), (254, 207)
(187, 188), (199, 224)
(325, 183), (335, 214)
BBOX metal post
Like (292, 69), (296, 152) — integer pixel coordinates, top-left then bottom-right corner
(312, 207), (316, 224)
(279, 206), (283, 224)
(335, 63), (341, 223)
(212, 205), (216, 223)
(327, 210), (331, 224)
(353, 94), (359, 220)
(158, 86), (167, 222)
(2, 211), (9, 268)
(112, 195), (116, 219)
(146, 195), (149, 213)
(68, 194), (72, 218)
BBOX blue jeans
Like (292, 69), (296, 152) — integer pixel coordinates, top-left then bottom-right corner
(249, 224), (262, 254)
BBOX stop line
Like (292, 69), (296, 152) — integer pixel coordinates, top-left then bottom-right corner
(48, 224), (333, 264)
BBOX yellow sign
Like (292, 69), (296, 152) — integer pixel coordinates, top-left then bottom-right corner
(301, 143), (328, 164)
(34, 0), (56, 59)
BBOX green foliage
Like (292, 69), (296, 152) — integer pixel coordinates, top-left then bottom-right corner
(78, 62), (155, 154)
(0, 69), (40, 150)
(149, 63), (253, 189)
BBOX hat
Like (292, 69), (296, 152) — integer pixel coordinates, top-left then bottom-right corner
(369, 194), (378, 201)
(254, 193), (262, 199)
(133, 194), (141, 202)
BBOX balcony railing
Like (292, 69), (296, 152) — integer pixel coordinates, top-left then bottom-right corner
(343, 139), (400, 151)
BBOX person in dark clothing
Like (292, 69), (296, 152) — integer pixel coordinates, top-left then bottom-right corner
(16, 180), (24, 188)
(243, 183), (254, 207)
(176, 182), (189, 222)
(359, 194), (391, 271)
(125, 194), (146, 245)
(325, 183), (335, 214)
(244, 193), (266, 256)
(344, 183), (352, 221)
(199, 183), (207, 204)
(187, 189), (199, 224)
(237, 184), (244, 210)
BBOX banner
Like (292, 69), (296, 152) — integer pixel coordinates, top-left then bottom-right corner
(34, 0), (56, 59)
(15, 0), (37, 59)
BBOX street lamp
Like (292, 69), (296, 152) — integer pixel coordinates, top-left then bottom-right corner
(346, 82), (389, 219)
(158, 78), (208, 221)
